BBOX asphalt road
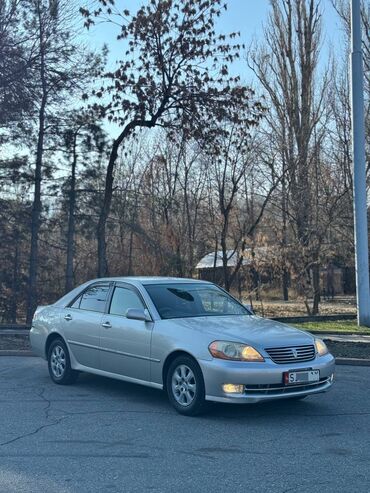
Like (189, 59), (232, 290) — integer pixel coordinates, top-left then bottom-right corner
(0, 357), (369, 493)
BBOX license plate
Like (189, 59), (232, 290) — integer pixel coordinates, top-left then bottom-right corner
(283, 370), (320, 385)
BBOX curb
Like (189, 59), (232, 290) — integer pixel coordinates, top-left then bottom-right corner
(335, 357), (370, 366)
(309, 330), (370, 336)
(321, 334), (370, 343)
(274, 314), (357, 323)
(0, 330), (30, 336)
(0, 350), (35, 357)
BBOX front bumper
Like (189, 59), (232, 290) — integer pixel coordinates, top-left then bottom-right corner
(199, 353), (335, 403)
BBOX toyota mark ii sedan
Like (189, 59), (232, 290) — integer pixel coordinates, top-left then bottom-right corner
(30, 277), (335, 415)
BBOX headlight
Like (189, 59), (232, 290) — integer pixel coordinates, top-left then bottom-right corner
(209, 341), (264, 362)
(315, 339), (329, 356)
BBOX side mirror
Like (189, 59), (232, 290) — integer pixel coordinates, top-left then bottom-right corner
(126, 308), (151, 322)
(243, 303), (254, 315)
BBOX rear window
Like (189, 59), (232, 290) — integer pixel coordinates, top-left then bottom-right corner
(144, 283), (248, 319)
(76, 285), (110, 313)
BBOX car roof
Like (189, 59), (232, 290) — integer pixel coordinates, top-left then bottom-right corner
(53, 277), (214, 308)
(91, 276), (213, 286)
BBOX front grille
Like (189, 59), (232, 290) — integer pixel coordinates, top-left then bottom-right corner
(265, 344), (316, 364)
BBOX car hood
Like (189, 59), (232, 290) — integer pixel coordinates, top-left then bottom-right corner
(172, 315), (314, 349)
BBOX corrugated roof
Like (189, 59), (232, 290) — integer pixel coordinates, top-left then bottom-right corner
(195, 246), (276, 270)
(195, 250), (248, 269)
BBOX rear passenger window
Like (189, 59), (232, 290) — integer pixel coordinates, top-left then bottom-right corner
(109, 287), (145, 317)
(79, 285), (110, 313)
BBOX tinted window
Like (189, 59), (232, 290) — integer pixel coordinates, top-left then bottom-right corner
(109, 287), (145, 317)
(79, 285), (110, 313)
(145, 283), (248, 319)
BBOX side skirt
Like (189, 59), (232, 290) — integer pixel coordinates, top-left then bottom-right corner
(71, 363), (163, 390)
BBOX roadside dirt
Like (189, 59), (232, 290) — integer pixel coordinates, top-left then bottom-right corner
(0, 335), (31, 351)
(325, 340), (370, 359)
(252, 299), (356, 318)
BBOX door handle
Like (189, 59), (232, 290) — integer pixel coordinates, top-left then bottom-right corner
(102, 322), (111, 329)
(64, 314), (72, 321)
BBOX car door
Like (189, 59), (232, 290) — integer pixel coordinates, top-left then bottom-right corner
(61, 283), (111, 369)
(99, 283), (153, 382)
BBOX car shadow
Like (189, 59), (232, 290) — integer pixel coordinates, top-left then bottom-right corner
(76, 372), (169, 406)
(206, 397), (328, 420)
(74, 372), (330, 420)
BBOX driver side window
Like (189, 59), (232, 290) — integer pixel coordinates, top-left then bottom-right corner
(109, 286), (145, 317)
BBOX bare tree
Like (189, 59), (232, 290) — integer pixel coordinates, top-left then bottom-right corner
(80, 0), (262, 277)
(248, 0), (330, 314)
(203, 117), (279, 291)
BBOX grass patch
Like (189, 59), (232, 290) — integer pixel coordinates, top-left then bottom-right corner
(292, 320), (370, 334)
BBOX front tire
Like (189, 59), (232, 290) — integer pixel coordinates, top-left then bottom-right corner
(48, 338), (78, 385)
(166, 356), (206, 416)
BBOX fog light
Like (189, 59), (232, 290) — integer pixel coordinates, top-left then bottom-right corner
(222, 384), (244, 394)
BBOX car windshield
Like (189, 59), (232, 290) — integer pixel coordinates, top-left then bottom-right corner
(144, 283), (249, 319)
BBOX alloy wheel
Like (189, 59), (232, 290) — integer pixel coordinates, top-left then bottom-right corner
(171, 364), (197, 406)
(50, 345), (66, 378)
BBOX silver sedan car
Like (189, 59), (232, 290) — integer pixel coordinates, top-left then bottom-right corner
(30, 277), (335, 415)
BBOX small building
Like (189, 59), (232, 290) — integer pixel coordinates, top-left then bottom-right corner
(195, 249), (248, 286)
(195, 249), (354, 296)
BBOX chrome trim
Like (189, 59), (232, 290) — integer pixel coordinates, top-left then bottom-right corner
(68, 339), (161, 363)
(244, 376), (332, 393)
(265, 344), (316, 364)
(99, 345), (161, 362)
(68, 340), (100, 351)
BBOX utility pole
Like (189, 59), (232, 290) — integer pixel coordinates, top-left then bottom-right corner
(351, 0), (370, 326)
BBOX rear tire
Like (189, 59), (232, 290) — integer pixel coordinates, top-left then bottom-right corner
(166, 356), (207, 416)
(48, 338), (78, 385)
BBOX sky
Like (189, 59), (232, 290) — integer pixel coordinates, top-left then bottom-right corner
(85, 0), (347, 71)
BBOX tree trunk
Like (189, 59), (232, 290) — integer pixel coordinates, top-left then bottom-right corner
(282, 168), (289, 301)
(97, 120), (140, 277)
(9, 234), (19, 324)
(26, 15), (47, 323)
(127, 228), (134, 275)
(65, 134), (77, 292)
(282, 268), (289, 302)
(97, 139), (120, 277)
(220, 216), (230, 291)
(312, 262), (320, 315)
(212, 237), (218, 283)
(184, 168), (194, 277)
